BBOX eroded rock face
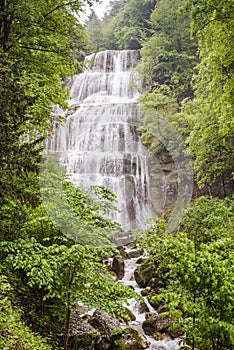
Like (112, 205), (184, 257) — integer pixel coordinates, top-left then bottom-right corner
(112, 327), (148, 350)
(142, 313), (174, 335)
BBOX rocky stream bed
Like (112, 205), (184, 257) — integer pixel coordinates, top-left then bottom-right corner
(68, 245), (191, 350)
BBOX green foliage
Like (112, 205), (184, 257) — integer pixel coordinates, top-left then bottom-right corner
(137, 0), (233, 190)
(0, 163), (136, 347)
(136, 0), (198, 161)
(1, 238), (136, 340)
(0, 1), (139, 347)
(140, 214), (234, 349)
(137, 0), (197, 100)
(182, 0), (234, 186)
(0, 0), (89, 211)
(39, 157), (120, 245)
(85, 0), (157, 51)
(181, 196), (234, 248)
(0, 275), (55, 350)
(85, 10), (105, 52)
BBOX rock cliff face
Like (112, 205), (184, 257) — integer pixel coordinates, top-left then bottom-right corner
(148, 147), (234, 217)
(148, 150), (178, 216)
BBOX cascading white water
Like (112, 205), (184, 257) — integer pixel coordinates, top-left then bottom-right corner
(47, 50), (153, 234)
(120, 252), (183, 350)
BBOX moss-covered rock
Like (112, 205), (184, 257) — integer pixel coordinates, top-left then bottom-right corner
(111, 256), (125, 280)
(134, 258), (156, 288)
(153, 332), (163, 340)
(113, 327), (148, 350)
(69, 332), (100, 350)
(147, 293), (162, 309)
(124, 307), (136, 321)
(69, 312), (100, 350)
(127, 248), (144, 258)
(142, 313), (174, 335)
(140, 288), (150, 297)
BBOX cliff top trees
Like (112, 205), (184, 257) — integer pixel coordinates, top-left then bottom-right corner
(183, 0), (234, 189)
(85, 0), (157, 51)
(0, 0), (89, 203)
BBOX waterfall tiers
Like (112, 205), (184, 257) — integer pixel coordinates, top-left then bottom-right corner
(47, 50), (156, 236)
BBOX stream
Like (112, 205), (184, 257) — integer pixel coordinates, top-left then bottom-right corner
(119, 248), (184, 350)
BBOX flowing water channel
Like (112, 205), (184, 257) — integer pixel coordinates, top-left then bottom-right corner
(120, 251), (183, 350)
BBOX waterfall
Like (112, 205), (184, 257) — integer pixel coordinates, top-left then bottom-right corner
(47, 50), (153, 235)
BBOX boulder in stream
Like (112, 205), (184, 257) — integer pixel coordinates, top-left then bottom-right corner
(89, 309), (122, 349)
(112, 327), (148, 350)
(134, 264), (153, 288)
(142, 312), (174, 335)
(69, 312), (100, 350)
(127, 248), (144, 259)
(111, 255), (125, 280)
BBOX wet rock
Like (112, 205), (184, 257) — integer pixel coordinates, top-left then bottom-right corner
(89, 309), (121, 349)
(111, 256), (125, 280)
(112, 327), (148, 350)
(119, 247), (130, 259)
(157, 303), (169, 314)
(138, 301), (149, 313)
(124, 307), (136, 321)
(153, 332), (163, 341)
(142, 313), (174, 335)
(89, 309), (121, 336)
(109, 271), (118, 282)
(69, 312), (97, 336)
(134, 259), (155, 288)
(69, 312), (100, 350)
(127, 248), (144, 258)
(140, 286), (151, 296)
(103, 257), (113, 270)
(141, 289), (149, 297)
(136, 257), (147, 264)
(167, 326), (184, 339)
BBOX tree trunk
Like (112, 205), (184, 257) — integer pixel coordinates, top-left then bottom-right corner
(63, 307), (71, 350)
(63, 265), (75, 350)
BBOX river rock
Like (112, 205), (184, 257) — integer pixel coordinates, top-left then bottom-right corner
(111, 256), (125, 280)
(127, 248), (144, 258)
(138, 300), (150, 313)
(157, 303), (169, 314)
(134, 259), (155, 288)
(112, 327), (148, 350)
(136, 257), (147, 264)
(89, 309), (121, 349)
(141, 286), (151, 296)
(167, 326), (184, 339)
(119, 247), (130, 259)
(153, 332), (164, 340)
(142, 313), (174, 335)
(124, 307), (136, 321)
(69, 312), (100, 350)
(89, 309), (121, 336)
